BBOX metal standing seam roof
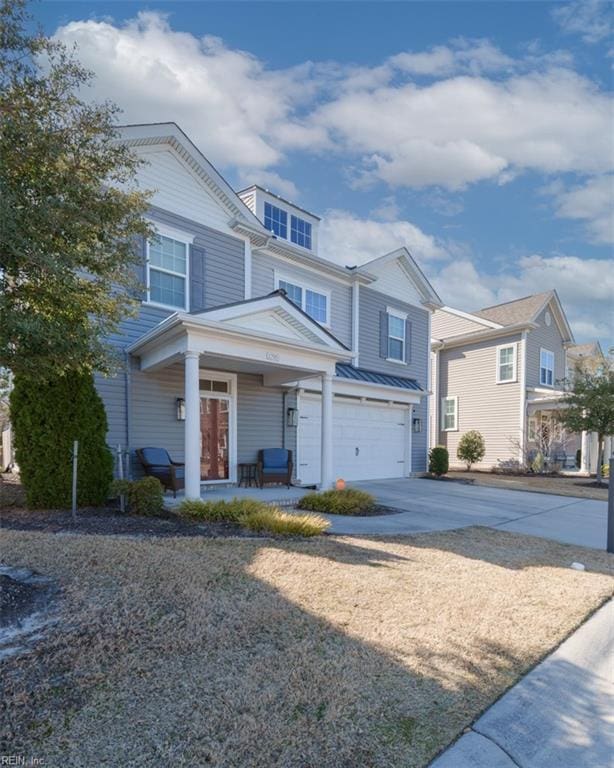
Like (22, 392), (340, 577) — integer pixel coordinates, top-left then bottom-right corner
(335, 363), (422, 391)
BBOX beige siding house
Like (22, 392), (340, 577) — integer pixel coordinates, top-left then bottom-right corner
(430, 292), (607, 473)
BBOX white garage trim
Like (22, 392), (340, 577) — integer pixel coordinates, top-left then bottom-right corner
(297, 393), (413, 485)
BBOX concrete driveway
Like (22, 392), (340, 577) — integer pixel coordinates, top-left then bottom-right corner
(328, 478), (608, 550)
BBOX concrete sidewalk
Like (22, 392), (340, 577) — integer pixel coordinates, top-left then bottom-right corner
(430, 599), (614, 768)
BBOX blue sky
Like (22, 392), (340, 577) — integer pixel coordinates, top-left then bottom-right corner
(38, 1), (613, 347)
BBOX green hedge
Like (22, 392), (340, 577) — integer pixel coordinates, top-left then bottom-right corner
(112, 477), (164, 516)
(298, 488), (375, 515)
(428, 446), (449, 477)
(10, 372), (113, 508)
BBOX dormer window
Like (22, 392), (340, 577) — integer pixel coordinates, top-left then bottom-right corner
(264, 202), (287, 239)
(290, 215), (312, 250)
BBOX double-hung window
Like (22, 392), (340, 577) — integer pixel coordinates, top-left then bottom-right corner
(540, 349), (554, 387)
(290, 215), (312, 250)
(387, 310), (406, 362)
(497, 344), (516, 383)
(277, 276), (329, 324)
(148, 234), (188, 310)
(264, 202), (287, 239)
(441, 396), (458, 431)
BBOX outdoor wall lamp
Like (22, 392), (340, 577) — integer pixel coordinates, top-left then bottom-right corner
(286, 407), (298, 427)
(176, 397), (186, 421)
(412, 417), (422, 433)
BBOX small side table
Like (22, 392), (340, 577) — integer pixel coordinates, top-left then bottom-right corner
(238, 463), (258, 488)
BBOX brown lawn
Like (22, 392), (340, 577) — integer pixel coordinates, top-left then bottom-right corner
(1, 527), (612, 767)
(443, 470), (608, 500)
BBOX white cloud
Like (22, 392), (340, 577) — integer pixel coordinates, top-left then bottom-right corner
(312, 68), (613, 190)
(318, 210), (450, 266)
(553, 0), (613, 44)
(553, 175), (614, 244)
(54, 12), (315, 171)
(53, 15), (612, 198)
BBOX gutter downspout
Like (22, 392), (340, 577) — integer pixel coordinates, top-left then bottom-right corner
(351, 280), (360, 366)
(518, 331), (527, 465)
(426, 311), (432, 463)
(125, 351), (133, 480)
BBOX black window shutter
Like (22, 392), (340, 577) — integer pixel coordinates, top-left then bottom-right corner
(190, 244), (206, 312)
(405, 319), (412, 364)
(379, 311), (389, 358)
(134, 235), (147, 301)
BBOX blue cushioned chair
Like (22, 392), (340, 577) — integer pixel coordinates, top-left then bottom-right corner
(136, 447), (185, 497)
(257, 448), (293, 488)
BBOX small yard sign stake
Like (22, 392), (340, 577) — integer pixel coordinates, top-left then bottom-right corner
(117, 444), (125, 513)
(71, 439), (79, 522)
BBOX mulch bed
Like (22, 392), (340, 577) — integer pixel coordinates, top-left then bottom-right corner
(0, 506), (262, 539)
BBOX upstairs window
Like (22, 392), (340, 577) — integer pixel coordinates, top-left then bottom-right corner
(497, 344), (516, 383)
(148, 234), (188, 310)
(277, 276), (329, 325)
(387, 311), (406, 362)
(290, 215), (312, 250)
(264, 202), (287, 239)
(540, 349), (554, 387)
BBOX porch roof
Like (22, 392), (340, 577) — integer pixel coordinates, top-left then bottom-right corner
(335, 363), (422, 391)
(127, 291), (354, 379)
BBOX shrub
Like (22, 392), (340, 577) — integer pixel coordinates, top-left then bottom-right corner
(457, 430), (486, 470)
(112, 477), (164, 516)
(10, 372), (113, 508)
(298, 488), (375, 516)
(239, 507), (329, 537)
(177, 497), (264, 522)
(429, 446), (449, 477)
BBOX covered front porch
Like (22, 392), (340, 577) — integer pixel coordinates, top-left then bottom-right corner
(127, 292), (354, 499)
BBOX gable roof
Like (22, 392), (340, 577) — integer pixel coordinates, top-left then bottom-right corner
(350, 247), (442, 307)
(475, 290), (574, 343)
(567, 341), (604, 359)
(118, 123), (271, 243)
(475, 291), (553, 326)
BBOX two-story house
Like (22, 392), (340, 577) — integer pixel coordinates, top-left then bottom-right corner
(430, 291), (607, 473)
(97, 123), (442, 498)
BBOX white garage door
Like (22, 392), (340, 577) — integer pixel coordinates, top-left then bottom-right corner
(298, 395), (409, 485)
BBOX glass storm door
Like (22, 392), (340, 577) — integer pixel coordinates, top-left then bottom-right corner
(200, 396), (230, 481)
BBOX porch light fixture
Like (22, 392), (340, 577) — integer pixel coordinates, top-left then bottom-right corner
(412, 417), (422, 433)
(286, 407), (298, 427)
(176, 397), (186, 421)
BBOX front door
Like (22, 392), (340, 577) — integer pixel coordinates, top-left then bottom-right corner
(200, 396), (230, 481)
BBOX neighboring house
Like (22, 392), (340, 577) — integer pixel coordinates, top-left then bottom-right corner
(98, 123), (442, 498)
(430, 291), (608, 473)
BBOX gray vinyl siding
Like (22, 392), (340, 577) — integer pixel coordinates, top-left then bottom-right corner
(358, 287), (430, 472)
(437, 333), (522, 469)
(236, 374), (284, 464)
(431, 309), (492, 339)
(525, 307), (566, 389)
(148, 205), (245, 308)
(251, 251), (352, 348)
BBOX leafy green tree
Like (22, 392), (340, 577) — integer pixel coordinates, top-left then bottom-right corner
(557, 368), (614, 484)
(457, 430), (486, 470)
(10, 371), (113, 507)
(0, 0), (151, 378)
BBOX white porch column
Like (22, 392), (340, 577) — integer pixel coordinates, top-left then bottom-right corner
(184, 351), (201, 499)
(320, 372), (334, 489)
(580, 430), (590, 474)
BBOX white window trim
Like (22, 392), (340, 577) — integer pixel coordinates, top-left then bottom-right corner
(274, 271), (331, 327)
(289, 213), (313, 251)
(539, 347), (555, 388)
(441, 395), (458, 432)
(198, 370), (238, 485)
(264, 201), (288, 240)
(145, 224), (193, 312)
(386, 306), (407, 365)
(496, 342), (517, 384)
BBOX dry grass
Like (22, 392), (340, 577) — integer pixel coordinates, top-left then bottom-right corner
(445, 470), (609, 500)
(240, 507), (329, 536)
(1, 527), (612, 767)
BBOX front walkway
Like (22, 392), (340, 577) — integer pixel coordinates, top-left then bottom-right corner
(166, 484), (309, 508)
(430, 599), (614, 768)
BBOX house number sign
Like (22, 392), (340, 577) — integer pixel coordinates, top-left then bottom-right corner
(266, 352), (280, 362)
